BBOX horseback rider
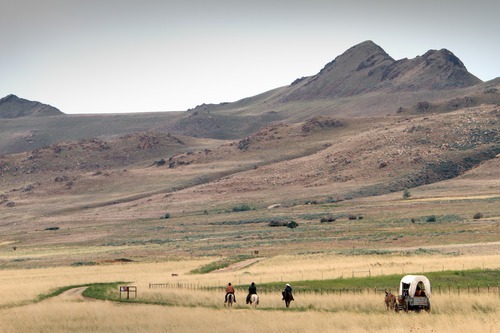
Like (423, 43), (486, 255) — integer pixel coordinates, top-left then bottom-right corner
(224, 282), (236, 303)
(246, 282), (257, 304)
(282, 283), (294, 301)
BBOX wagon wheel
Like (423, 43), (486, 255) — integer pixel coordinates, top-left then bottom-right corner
(403, 300), (409, 312)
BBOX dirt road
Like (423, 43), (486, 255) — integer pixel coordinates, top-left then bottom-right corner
(211, 257), (266, 273)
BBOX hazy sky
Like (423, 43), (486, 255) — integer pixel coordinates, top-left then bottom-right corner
(1, 0), (499, 114)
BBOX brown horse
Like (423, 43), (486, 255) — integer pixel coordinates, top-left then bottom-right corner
(384, 291), (397, 311)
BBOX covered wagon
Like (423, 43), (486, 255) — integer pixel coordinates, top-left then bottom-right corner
(397, 275), (431, 312)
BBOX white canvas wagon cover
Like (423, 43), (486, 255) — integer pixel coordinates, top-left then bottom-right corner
(399, 275), (431, 298)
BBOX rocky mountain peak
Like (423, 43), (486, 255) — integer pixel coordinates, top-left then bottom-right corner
(282, 41), (482, 102)
(0, 94), (63, 118)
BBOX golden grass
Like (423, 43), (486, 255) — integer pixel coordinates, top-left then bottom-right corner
(1, 291), (498, 333)
(0, 260), (209, 307)
(2, 252), (497, 307)
(0, 253), (499, 332)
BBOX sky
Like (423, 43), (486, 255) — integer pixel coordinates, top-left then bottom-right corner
(1, 0), (499, 114)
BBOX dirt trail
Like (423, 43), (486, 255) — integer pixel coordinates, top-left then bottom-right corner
(211, 257), (266, 273)
(58, 286), (88, 300)
(53, 258), (266, 302)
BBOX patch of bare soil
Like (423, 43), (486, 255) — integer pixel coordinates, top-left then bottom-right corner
(211, 257), (266, 273)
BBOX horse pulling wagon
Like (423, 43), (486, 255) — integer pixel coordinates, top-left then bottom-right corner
(396, 275), (431, 312)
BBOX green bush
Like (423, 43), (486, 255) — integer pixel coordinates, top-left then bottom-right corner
(160, 213), (171, 219)
(232, 204), (252, 212)
(402, 188), (411, 199)
(426, 215), (436, 222)
(287, 221), (298, 228)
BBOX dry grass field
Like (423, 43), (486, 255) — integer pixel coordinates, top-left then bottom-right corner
(0, 253), (498, 333)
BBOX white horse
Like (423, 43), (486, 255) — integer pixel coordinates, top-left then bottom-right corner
(225, 293), (234, 307)
(249, 294), (259, 307)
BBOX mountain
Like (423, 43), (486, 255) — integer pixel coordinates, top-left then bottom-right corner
(190, 40), (488, 119)
(281, 41), (482, 102)
(0, 94), (63, 118)
(0, 41), (497, 156)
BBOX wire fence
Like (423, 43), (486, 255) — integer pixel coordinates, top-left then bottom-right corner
(149, 282), (500, 296)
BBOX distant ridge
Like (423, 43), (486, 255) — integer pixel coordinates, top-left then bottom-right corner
(282, 40), (482, 102)
(0, 94), (63, 118)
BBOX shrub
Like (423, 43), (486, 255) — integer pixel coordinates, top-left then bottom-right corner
(402, 189), (411, 199)
(232, 204), (252, 212)
(269, 220), (287, 227)
(71, 261), (97, 266)
(304, 200), (319, 205)
(426, 215), (436, 222)
(473, 212), (483, 219)
(287, 221), (298, 228)
(320, 216), (336, 223)
(160, 213), (171, 219)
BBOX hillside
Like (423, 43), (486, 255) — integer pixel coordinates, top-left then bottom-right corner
(0, 94), (63, 118)
(0, 41), (498, 267)
(1, 104), (497, 218)
(0, 103), (498, 267)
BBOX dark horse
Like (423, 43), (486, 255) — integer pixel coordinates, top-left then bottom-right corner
(282, 291), (294, 308)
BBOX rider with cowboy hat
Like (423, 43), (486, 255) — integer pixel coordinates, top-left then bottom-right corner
(282, 283), (294, 301)
(246, 282), (257, 304)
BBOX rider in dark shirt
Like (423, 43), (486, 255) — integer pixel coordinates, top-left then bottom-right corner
(282, 283), (294, 301)
(246, 282), (257, 304)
